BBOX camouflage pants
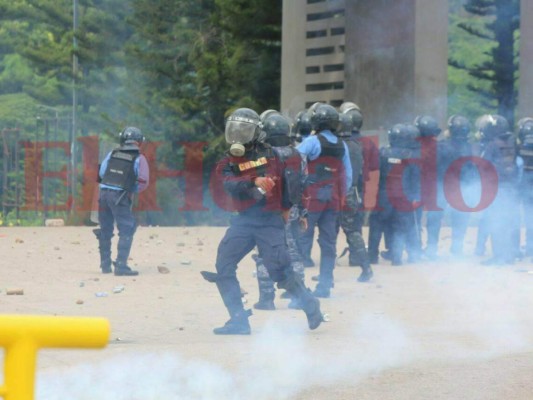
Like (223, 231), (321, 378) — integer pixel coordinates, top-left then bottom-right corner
(339, 188), (369, 266)
(255, 205), (305, 296)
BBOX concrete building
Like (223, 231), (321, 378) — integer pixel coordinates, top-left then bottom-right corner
(281, 0), (532, 130)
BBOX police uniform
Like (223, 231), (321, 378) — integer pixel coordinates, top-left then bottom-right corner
(253, 145), (307, 310)
(98, 137), (149, 276)
(482, 132), (520, 264)
(297, 130), (352, 297)
(367, 126), (419, 265)
(202, 108), (323, 335)
(338, 130), (373, 282)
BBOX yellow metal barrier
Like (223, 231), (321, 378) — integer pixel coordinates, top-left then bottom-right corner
(0, 315), (110, 400)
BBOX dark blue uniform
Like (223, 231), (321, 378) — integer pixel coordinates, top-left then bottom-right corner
(206, 142), (323, 332)
(368, 145), (419, 265)
(97, 144), (149, 275)
(297, 131), (352, 296)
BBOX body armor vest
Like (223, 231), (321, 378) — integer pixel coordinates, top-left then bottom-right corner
(519, 144), (533, 172)
(273, 146), (304, 206)
(342, 136), (363, 186)
(380, 147), (412, 200)
(101, 145), (139, 191)
(494, 136), (518, 182)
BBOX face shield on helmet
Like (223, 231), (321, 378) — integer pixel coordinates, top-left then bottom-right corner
(225, 108), (261, 157)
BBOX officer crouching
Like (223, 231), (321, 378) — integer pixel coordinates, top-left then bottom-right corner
(202, 108), (323, 335)
(97, 127), (149, 276)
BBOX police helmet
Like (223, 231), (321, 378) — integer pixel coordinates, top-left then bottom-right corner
(225, 108), (262, 157)
(339, 101), (361, 114)
(259, 109), (280, 123)
(388, 123), (419, 148)
(310, 103), (340, 133)
(517, 117), (533, 145)
(120, 127), (145, 145)
(337, 113), (354, 137)
(263, 114), (291, 147)
(478, 114), (509, 141)
(343, 108), (363, 131)
(447, 115), (471, 140)
(414, 115), (441, 137)
(293, 111), (313, 138)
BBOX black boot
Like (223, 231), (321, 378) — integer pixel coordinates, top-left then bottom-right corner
(213, 309), (252, 335)
(254, 292), (276, 310)
(312, 284), (330, 298)
(278, 274), (324, 330)
(113, 261), (139, 276)
(115, 234), (138, 275)
(94, 229), (113, 273)
(357, 264), (374, 282)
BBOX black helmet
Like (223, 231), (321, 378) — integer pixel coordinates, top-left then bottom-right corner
(343, 108), (363, 131)
(120, 127), (144, 145)
(447, 115), (471, 140)
(259, 109), (280, 123)
(517, 117), (533, 145)
(414, 115), (441, 137)
(293, 111), (313, 138)
(311, 103), (340, 133)
(225, 108), (262, 156)
(263, 114), (291, 147)
(388, 123), (419, 148)
(479, 114), (509, 141)
(337, 113), (354, 137)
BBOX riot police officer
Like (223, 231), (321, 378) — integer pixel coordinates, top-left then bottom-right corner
(337, 111), (373, 282)
(440, 115), (474, 256)
(202, 108), (323, 335)
(97, 127), (149, 276)
(414, 115), (443, 259)
(367, 123), (420, 265)
(474, 114), (511, 258)
(292, 110), (313, 144)
(338, 102), (380, 235)
(297, 103), (352, 298)
(480, 115), (520, 265)
(252, 112), (308, 310)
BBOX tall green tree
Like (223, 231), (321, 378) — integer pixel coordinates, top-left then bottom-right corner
(449, 0), (520, 126)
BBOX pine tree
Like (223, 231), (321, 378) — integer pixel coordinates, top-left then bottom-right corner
(449, 0), (519, 126)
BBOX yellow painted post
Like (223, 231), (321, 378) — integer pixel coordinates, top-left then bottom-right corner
(0, 315), (110, 400)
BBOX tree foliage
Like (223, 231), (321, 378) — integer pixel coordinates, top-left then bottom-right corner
(448, 0), (519, 125)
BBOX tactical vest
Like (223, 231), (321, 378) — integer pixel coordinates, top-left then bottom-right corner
(308, 134), (345, 183)
(101, 146), (139, 192)
(380, 146), (412, 200)
(342, 136), (363, 186)
(273, 146), (304, 206)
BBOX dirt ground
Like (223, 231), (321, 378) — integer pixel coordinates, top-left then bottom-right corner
(0, 225), (532, 400)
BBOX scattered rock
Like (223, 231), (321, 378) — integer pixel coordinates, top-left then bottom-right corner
(113, 285), (125, 294)
(183, 230), (190, 235)
(15, 238), (24, 244)
(196, 239), (204, 246)
(71, 241), (81, 245)
(180, 260), (192, 265)
(76, 300), (84, 305)
(79, 282), (85, 287)
(45, 219), (64, 227)
(95, 292), (108, 297)
(6, 289), (24, 295)
(54, 247), (60, 251)
(177, 242), (185, 247)
(158, 266), (170, 274)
